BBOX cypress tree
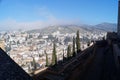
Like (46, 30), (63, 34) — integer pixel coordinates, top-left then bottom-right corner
(63, 49), (65, 61)
(73, 37), (76, 57)
(67, 45), (71, 58)
(32, 57), (37, 70)
(28, 65), (31, 73)
(76, 30), (81, 53)
(45, 50), (49, 67)
(87, 41), (90, 47)
(51, 43), (57, 66)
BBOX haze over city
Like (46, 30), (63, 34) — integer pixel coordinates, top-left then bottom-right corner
(0, 0), (120, 80)
(0, 0), (118, 31)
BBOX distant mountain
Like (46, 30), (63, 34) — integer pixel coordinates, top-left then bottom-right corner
(27, 25), (101, 34)
(27, 23), (117, 34)
(94, 22), (117, 32)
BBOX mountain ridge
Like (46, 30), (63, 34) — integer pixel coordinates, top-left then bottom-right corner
(27, 22), (117, 34)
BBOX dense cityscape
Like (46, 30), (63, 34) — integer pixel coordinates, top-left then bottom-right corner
(0, 0), (119, 80)
(0, 27), (106, 74)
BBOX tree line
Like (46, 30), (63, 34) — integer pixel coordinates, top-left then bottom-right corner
(46, 30), (81, 66)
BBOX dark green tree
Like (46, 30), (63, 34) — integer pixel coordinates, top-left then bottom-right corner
(45, 50), (49, 67)
(17, 40), (20, 45)
(63, 49), (65, 61)
(28, 65), (31, 73)
(73, 37), (76, 57)
(76, 30), (81, 53)
(67, 45), (71, 58)
(32, 57), (37, 70)
(87, 41), (90, 47)
(51, 43), (57, 66)
(103, 36), (105, 40)
(25, 37), (28, 41)
(5, 45), (11, 52)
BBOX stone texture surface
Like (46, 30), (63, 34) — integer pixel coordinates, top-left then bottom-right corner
(118, 1), (120, 36)
(0, 48), (33, 80)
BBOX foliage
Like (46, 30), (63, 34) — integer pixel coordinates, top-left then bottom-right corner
(67, 45), (71, 58)
(76, 30), (81, 53)
(32, 57), (37, 70)
(45, 50), (49, 67)
(51, 43), (57, 65)
(73, 37), (76, 56)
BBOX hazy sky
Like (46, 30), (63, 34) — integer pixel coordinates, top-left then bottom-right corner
(0, 0), (118, 30)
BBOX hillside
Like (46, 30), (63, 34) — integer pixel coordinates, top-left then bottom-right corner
(94, 22), (117, 32)
(27, 23), (117, 34)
